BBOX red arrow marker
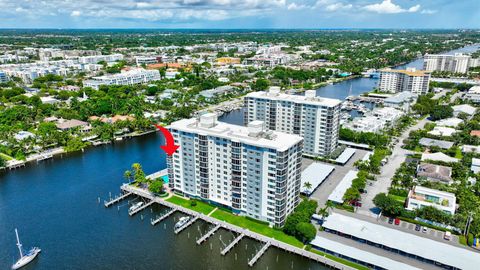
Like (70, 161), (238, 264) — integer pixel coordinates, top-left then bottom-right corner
(154, 124), (180, 156)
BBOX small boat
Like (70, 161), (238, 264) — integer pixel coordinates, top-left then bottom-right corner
(12, 229), (41, 270)
(129, 202), (144, 212)
(174, 216), (190, 230)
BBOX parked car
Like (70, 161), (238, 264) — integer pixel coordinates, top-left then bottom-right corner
(388, 217), (394, 224)
(444, 231), (452, 241)
(394, 218), (400, 225)
(422, 226), (428, 233)
(415, 224), (421, 231)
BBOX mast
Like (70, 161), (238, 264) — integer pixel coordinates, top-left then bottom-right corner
(15, 228), (23, 258)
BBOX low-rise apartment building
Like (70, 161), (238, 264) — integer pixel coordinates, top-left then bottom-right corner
(84, 68), (160, 89)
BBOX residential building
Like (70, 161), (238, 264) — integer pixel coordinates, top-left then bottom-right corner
(216, 57), (241, 65)
(464, 86), (480, 104)
(421, 152), (459, 163)
(78, 54), (123, 64)
(343, 116), (386, 133)
(423, 53), (477, 73)
(84, 68), (160, 90)
(428, 126), (457, 137)
(419, 138), (454, 149)
(383, 91), (417, 112)
(370, 107), (404, 125)
(417, 163), (453, 184)
(167, 113), (304, 226)
(0, 70), (8, 83)
(452, 104), (476, 118)
(199, 86), (237, 101)
(407, 186), (456, 215)
(135, 56), (159, 66)
(435, 117), (463, 128)
(245, 88), (341, 157)
(471, 158), (480, 174)
(378, 68), (430, 94)
(56, 119), (91, 132)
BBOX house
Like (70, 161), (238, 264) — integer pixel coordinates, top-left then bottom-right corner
(421, 152), (459, 163)
(471, 158), (480, 174)
(435, 117), (463, 128)
(40, 96), (60, 104)
(406, 186), (456, 215)
(199, 86), (237, 101)
(343, 116), (386, 133)
(14, 131), (35, 141)
(470, 130), (480, 138)
(419, 138), (454, 149)
(428, 126), (457, 137)
(417, 163), (453, 184)
(56, 119), (91, 132)
(89, 115), (135, 124)
(371, 107), (404, 125)
(462, 145), (480, 153)
(383, 91), (417, 112)
(452, 104), (476, 117)
(464, 86), (480, 104)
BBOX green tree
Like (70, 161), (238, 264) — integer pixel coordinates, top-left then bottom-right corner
(253, 78), (269, 91)
(430, 105), (453, 121)
(295, 222), (316, 243)
(373, 193), (403, 216)
(149, 180), (164, 194)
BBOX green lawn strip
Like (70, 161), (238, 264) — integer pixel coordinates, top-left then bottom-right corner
(310, 249), (369, 270)
(211, 209), (304, 248)
(388, 194), (406, 203)
(166, 196), (215, 215)
(0, 153), (13, 160)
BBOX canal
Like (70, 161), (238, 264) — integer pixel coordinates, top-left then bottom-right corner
(0, 44), (478, 270)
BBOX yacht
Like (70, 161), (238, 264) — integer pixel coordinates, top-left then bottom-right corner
(174, 216), (190, 230)
(12, 229), (41, 270)
(129, 202), (144, 212)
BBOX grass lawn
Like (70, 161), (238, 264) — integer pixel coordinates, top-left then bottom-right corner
(388, 194), (406, 204)
(0, 153), (13, 160)
(166, 196), (216, 215)
(210, 208), (304, 248)
(310, 249), (369, 270)
(454, 148), (463, 159)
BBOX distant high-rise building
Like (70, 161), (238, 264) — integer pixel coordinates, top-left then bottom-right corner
(423, 53), (478, 73)
(245, 88), (341, 157)
(378, 68), (430, 95)
(167, 113), (304, 227)
(0, 71), (9, 83)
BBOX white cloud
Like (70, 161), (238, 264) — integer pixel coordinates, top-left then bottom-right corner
(70, 10), (81, 17)
(287, 2), (307, 10)
(363, 0), (421, 14)
(325, 3), (352, 12)
(421, 9), (437, 14)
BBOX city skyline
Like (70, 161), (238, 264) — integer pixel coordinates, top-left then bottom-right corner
(1, 0), (479, 29)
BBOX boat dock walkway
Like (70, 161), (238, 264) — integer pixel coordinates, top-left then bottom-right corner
(248, 242), (271, 267)
(197, 224), (221, 245)
(119, 184), (354, 270)
(151, 209), (176, 226)
(221, 233), (245, 255)
(104, 192), (132, 207)
(129, 200), (154, 216)
(174, 216), (199, 234)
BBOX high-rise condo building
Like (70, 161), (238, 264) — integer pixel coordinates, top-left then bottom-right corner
(423, 53), (477, 73)
(378, 68), (430, 95)
(244, 88), (341, 157)
(167, 113), (303, 227)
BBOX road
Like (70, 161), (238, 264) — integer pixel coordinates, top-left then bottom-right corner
(357, 117), (429, 217)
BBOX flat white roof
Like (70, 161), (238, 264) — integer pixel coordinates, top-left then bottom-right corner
(301, 163), (335, 195)
(169, 118), (303, 151)
(311, 236), (421, 270)
(246, 91), (342, 107)
(323, 213), (480, 269)
(327, 170), (358, 204)
(335, 147), (356, 164)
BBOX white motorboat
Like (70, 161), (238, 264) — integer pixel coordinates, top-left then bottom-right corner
(12, 229), (41, 270)
(129, 201), (144, 212)
(174, 216), (190, 230)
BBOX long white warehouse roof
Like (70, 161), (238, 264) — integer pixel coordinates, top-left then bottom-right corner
(327, 170), (358, 204)
(322, 213), (480, 270)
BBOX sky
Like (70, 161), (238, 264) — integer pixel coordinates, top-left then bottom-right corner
(0, 0), (479, 29)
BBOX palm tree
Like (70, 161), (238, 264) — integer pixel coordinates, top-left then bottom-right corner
(303, 181), (312, 192)
(123, 170), (132, 182)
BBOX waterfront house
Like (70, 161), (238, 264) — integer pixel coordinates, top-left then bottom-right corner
(56, 119), (91, 132)
(406, 186), (456, 215)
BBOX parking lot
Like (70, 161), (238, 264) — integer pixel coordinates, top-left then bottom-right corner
(306, 148), (370, 208)
(378, 215), (462, 247)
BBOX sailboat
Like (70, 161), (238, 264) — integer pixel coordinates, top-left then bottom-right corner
(12, 229), (41, 270)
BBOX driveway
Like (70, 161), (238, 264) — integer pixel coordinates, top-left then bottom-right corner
(357, 117), (429, 217)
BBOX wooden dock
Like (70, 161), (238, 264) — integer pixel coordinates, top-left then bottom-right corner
(120, 185), (355, 270)
(129, 200), (154, 216)
(174, 216), (199, 234)
(104, 191), (132, 207)
(196, 224), (221, 245)
(248, 242), (271, 267)
(221, 233), (245, 255)
(151, 209), (176, 226)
